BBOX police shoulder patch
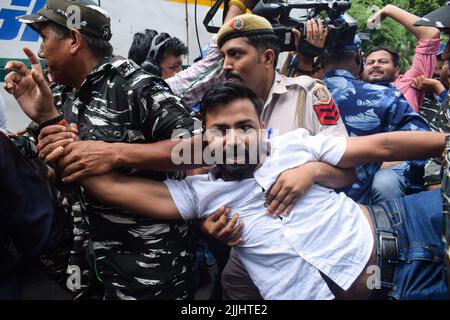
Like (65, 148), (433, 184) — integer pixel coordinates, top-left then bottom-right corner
(312, 84), (340, 125)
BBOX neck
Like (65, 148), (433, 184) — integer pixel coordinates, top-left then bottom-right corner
(325, 65), (356, 76)
(259, 70), (275, 102)
(72, 53), (103, 89)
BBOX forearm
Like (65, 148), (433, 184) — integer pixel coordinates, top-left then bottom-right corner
(339, 131), (448, 168)
(114, 135), (204, 171)
(384, 5), (439, 39)
(310, 162), (356, 189)
(81, 173), (181, 219)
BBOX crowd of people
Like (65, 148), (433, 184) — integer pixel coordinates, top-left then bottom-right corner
(1, 0), (450, 300)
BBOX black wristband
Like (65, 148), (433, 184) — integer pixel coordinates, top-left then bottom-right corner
(36, 113), (65, 139)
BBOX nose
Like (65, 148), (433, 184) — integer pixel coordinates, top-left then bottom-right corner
(223, 55), (233, 72)
(38, 42), (45, 59)
(225, 129), (245, 146)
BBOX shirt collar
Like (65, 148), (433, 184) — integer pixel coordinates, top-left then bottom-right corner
(323, 69), (356, 80)
(264, 72), (287, 109)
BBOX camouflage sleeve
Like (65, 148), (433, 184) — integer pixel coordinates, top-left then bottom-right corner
(131, 78), (198, 141)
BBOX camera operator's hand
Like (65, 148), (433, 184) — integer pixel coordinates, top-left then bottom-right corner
(305, 18), (328, 48)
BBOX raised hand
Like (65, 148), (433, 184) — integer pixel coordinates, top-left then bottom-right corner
(4, 46), (59, 124)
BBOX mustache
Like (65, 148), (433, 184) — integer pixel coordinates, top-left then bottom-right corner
(225, 72), (243, 81)
(369, 67), (384, 74)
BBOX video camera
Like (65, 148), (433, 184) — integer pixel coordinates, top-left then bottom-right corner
(204, 0), (358, 55)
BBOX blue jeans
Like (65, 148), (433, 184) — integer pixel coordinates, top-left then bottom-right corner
(370, 189), (448, 299)
(371, 167), (406, 204)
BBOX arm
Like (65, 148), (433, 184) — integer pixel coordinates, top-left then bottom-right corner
(57, 135), (204, 183)
(337, 131), (447, 168)
(282, 20), (328, 77)
(81, 172), (181, 220)
(371, 5), (440, 39)
(266, 162), (356, 216)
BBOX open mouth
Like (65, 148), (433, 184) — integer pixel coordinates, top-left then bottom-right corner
(369, 69), (384, 76)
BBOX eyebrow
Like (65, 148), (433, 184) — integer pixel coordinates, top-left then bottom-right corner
(212, 119), (256, 128)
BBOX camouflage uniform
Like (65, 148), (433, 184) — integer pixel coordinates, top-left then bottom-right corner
(53, 56), (198, 300)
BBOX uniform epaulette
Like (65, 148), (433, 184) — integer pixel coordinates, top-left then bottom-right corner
(111, 58), (140, 78)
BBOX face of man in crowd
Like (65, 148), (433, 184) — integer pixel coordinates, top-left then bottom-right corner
(363, 50), (400, 83)
(221, 37), (272, 99)
(159, 53), (183, 79)
(203, 98), (262, 181)
(37, 23), (74, 86)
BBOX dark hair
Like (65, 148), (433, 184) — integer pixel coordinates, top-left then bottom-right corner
(45, 21), (113, 58)
(200, 82), (264, 122)
(322, 50), (359, 69)
(244, 34), (281, 68)
(366, 46), (400, 68)
(152, 33), (188, 63)
(128, 29), (158, 65)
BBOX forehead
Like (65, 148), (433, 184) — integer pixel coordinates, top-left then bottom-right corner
(204, 98), (259, 127)
(161, 53), (182, 64)
(220, 37), (254, 53)
(366, 50), (393, 61)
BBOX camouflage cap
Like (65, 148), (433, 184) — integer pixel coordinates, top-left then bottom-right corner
(217, 14), (274, 48)
(17, 0), (112, 41)
(413, 2), (450, 34)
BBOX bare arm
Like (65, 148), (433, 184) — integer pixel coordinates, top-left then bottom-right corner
(55, 134), (204, 183)
(373, 4), (440, 39)
(338, 131), (447, 168)
(81, 173), (181, 220)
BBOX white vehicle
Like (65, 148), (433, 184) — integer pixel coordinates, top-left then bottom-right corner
(0, 0), (222, 131)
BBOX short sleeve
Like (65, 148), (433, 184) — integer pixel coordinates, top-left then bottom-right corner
(163, 178), (200, 221)
(255, 129), (347, 189)
(304, 82), (348, 137)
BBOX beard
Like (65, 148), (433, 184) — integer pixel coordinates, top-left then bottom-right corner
(363, 67), (396, 83)
(216, 163), (259, 181)
(215, 143), (260, 181)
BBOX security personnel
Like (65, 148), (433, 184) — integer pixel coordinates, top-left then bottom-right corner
(414, 1), (450, 294)
(5, 0), (197, 300)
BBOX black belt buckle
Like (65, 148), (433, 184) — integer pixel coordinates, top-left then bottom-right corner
(379, 234), (399, 264)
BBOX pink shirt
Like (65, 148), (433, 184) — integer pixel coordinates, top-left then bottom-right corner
(394, 38), (441, 112)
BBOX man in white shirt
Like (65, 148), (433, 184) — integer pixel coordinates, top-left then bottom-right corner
(81, 82), (448, 300)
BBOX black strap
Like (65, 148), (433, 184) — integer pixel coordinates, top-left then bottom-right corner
(298, 39), (325, 58)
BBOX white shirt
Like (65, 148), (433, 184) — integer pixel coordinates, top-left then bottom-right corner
(164, 129), (373, 300)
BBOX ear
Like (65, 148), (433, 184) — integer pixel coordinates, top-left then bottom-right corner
(355, 50), (362, 67)
(260, 120), (266, 129)
(68, 29), (83, 55)
(262, 49), (276, 68)
(394, 66), (400, 78)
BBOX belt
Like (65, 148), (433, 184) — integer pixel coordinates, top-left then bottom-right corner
(368, 204), (400, 300)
